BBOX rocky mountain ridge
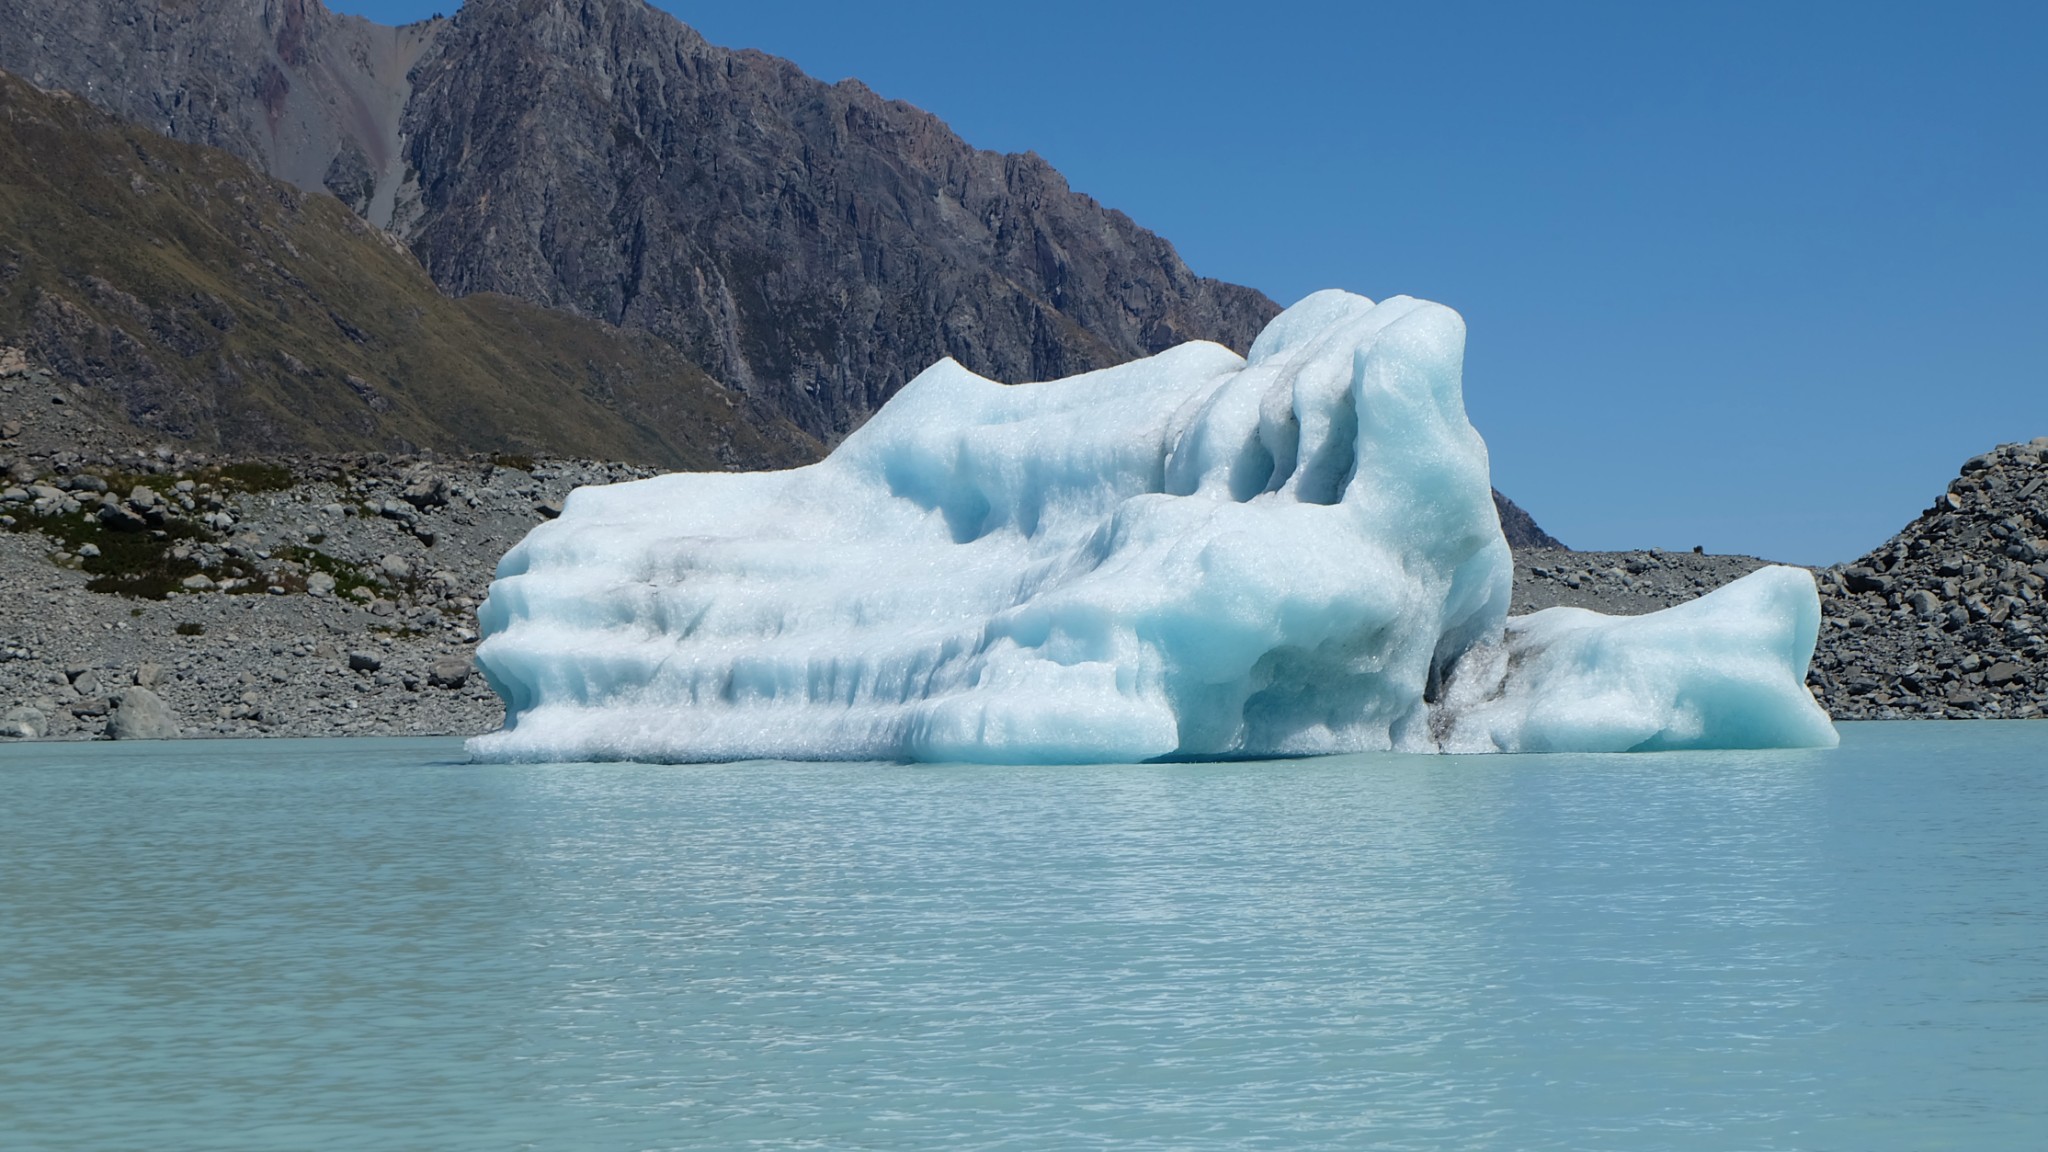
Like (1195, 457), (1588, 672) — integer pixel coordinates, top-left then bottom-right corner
(0, 0), (1279, 442)
(0, 0), (435, 229)
(0, 2), (1565, 545)
(400, 0), (1282, 439)
(0, 63), (1559, 547)
(0, 70), (818, 467)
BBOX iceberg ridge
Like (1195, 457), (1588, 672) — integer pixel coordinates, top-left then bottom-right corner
(469, 291), (1836, 763)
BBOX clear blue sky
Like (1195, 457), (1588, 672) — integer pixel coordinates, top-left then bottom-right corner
(332, 0), (2046, 565)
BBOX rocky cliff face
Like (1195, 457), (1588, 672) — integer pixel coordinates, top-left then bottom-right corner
(1, 0), (1570, 548)
(0, 0), (436, 228)
(397, 0), (1277, 437)
(1, 0), (1279, 441)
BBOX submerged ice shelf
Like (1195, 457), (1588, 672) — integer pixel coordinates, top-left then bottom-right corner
(469, 291), (1836, 763)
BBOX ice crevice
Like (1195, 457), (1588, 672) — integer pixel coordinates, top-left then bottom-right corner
(469, 290), (1838, 764)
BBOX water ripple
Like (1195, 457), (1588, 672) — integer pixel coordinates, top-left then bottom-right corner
(0, 724), (2042, 1150)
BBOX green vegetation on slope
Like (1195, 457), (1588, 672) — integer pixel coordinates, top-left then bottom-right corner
(0, 70), (819, 470)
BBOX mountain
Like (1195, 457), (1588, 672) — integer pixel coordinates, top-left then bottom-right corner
(0, 0), (1564, 545)
(402, 0), (1285, 438)
(1493, 491), (1564, 550)
(0, 0), (1278, 440)
(0, 0), (431, 229)
(0, 69), (814, 466)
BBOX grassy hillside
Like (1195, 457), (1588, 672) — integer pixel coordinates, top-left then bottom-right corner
(0, 70), (818, 470)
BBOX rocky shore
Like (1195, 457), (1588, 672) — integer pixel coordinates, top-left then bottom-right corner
(0, 446), (659, 741)
(3, 354), (2044, 741)
(2, 361), (657, 740)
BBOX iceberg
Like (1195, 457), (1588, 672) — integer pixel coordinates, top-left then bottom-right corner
(1434, 565), (1838, 753)
(469, 291), (1836, 763)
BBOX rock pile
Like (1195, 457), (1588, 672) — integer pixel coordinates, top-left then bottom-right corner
(1808, 439), (2048, 719)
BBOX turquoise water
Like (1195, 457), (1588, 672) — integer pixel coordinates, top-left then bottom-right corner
(1, 724), (2043, 1150)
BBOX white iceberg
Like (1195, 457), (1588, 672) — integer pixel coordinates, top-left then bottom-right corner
(469, 291), (1836, 763)
(1434, 565), (1838, 753)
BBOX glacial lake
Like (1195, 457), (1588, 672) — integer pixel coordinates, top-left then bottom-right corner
(1, 724), (2043, 1151)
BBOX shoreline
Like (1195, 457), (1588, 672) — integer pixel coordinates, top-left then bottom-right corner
(1, 442), (655, 742)
(2, 520), (2039, 744)
(3, 363), (2044, 740)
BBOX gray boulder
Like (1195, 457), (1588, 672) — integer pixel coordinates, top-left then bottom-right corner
(402, 474), (452, 509)
(97, 501), (147, 531)
(0, 705), (46, 739)
(106, 688), (178, 740)
(427, 657), (471, 690)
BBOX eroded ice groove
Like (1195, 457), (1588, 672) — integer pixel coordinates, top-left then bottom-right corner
(468, 291), (1836, 763)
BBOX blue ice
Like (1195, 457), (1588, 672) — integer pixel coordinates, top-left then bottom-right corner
(469, 292), (1836, 762)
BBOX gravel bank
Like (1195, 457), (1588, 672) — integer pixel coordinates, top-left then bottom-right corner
(1512, 547), (1778, 616)
(1, 437), (654, 741)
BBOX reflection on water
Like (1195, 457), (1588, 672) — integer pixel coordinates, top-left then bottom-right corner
(0, 725), (2042, 1151)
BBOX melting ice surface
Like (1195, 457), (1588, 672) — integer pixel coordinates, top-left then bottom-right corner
(470, 292), (1837, 763)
